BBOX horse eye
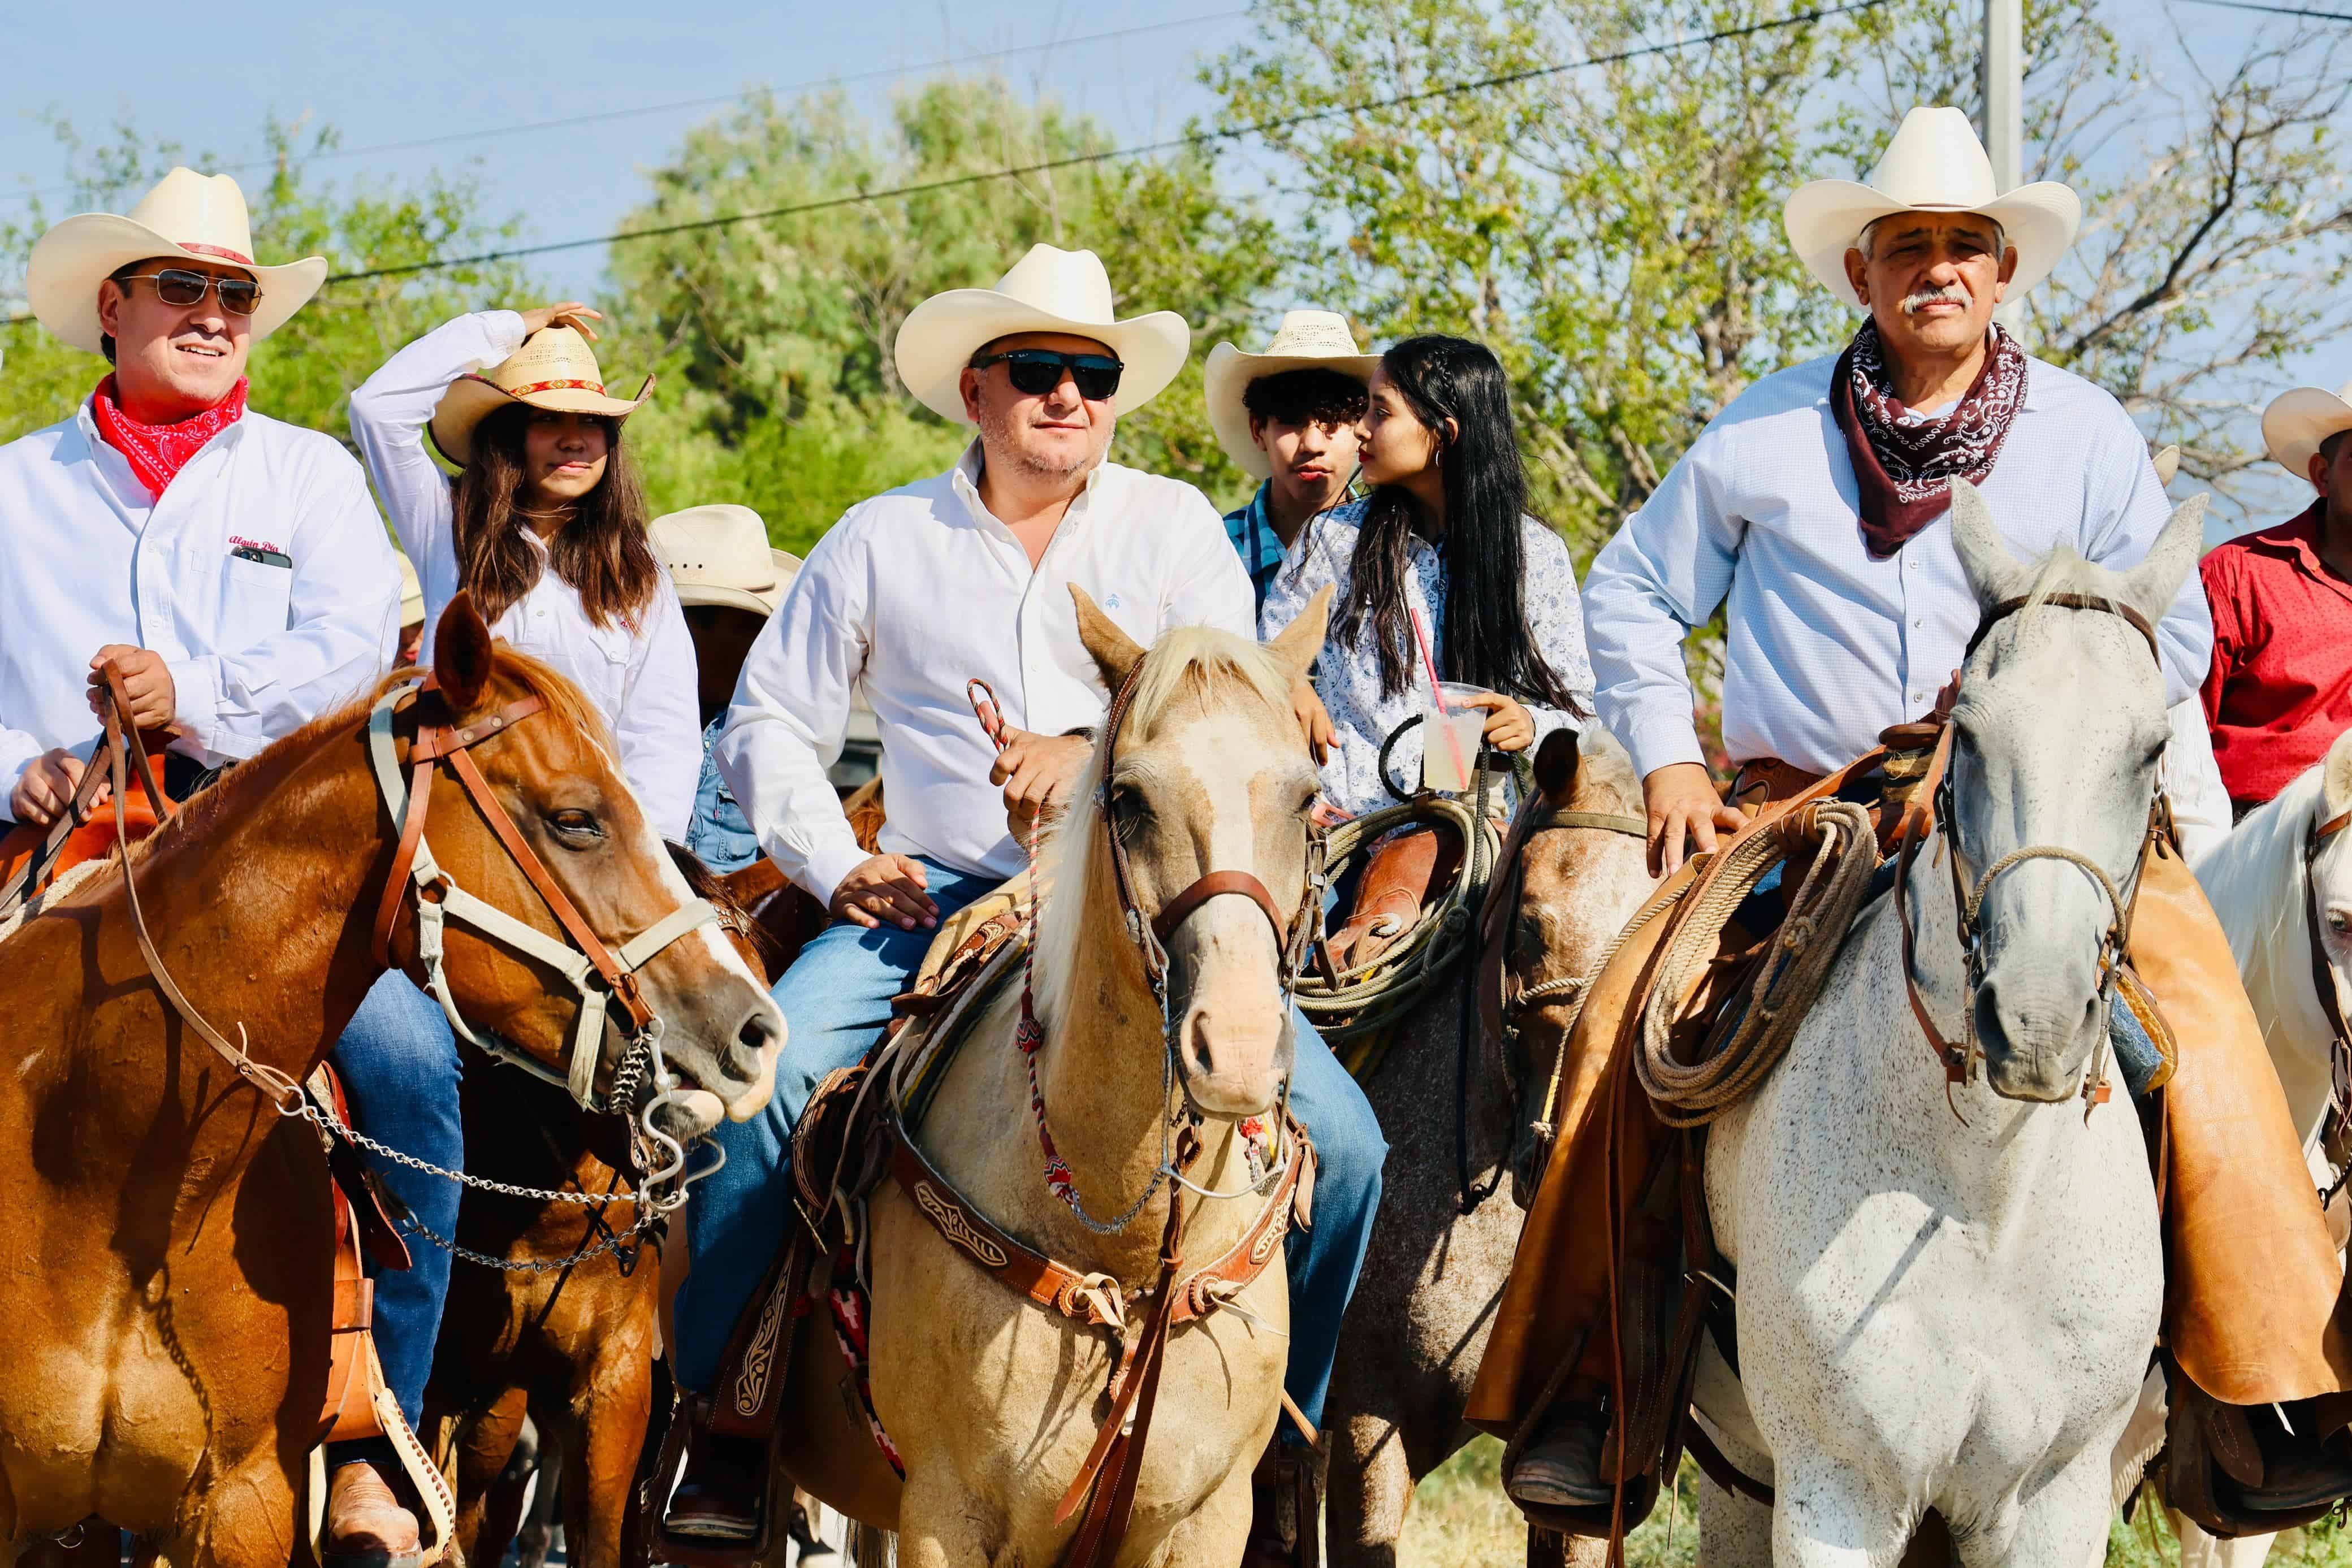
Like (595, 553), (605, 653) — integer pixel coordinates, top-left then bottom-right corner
(2329, 910), (2351, 938)
(548, 809), (602, 842)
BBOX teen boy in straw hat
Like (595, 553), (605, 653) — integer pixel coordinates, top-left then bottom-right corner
(1477, 104), (2352, 1521)
(1204, 308), (1376, 616)
(0, 166), (423, 1558)
(2198, 382), (2352, 813)
(663, 242), (1388, 1546)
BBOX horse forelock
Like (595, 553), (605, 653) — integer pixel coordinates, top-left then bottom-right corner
(1567, 728), (1642, 817)
(1032, 629), (1300, 1033)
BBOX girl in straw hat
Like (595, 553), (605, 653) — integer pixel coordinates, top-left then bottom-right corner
(351, 305), (699, 841)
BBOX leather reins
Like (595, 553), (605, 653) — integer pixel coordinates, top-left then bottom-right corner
(1896, 591), (2163, 1108)
(364, 673), (724, 1114)
(2306, 807), (2352, 1198)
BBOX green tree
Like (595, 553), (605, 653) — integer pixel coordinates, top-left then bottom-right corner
(603, 76), (1281, 551)
(1, 115), (531, 452)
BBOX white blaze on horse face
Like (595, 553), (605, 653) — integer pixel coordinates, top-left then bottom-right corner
(1153, 707), (1315, 1119)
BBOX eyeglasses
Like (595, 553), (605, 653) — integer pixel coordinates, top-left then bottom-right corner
(115, 268), (262, 318)
(970, 349), (1124, 402)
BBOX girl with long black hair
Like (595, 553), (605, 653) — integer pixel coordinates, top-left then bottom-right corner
(1260, 333), (1593, 820)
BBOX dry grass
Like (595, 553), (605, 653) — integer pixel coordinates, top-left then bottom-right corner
(1396, 1441), (2352, 1568)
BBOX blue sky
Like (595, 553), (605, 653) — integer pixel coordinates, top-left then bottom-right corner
(1, 0), (2332, 530)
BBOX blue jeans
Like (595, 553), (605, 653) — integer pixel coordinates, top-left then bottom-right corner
(332, 970), (462, 1432)
(677, 857), (1386, 1445)
(686, 720), (760, 876)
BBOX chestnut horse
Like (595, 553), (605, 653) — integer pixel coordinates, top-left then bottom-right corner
(0, 596), (782, 1568)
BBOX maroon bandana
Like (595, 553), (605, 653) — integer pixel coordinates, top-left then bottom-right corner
(90, 374), (250, 500)
(1831, 319), (2027, 558)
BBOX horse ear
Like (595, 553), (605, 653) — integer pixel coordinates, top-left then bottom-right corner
(433, 591), (494, 717)
(1265, 584), (1333, 690)
(1533, 726), (1581, 805)
(2325, 727), (2352, 820)
(2121, 495), (2208, 628)
(1070, 584), (1145, 694)
(1947, 479), (2025, 612)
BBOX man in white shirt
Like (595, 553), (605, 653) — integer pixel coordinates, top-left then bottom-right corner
(1477, 108), (2352, 1522)
(666, 246), (1387, 1549)
(0, 170), (453, 1559)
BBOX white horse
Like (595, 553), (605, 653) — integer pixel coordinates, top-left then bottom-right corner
(1690, 480), (2202, 1568)
(2161, 725), (2352, 1568)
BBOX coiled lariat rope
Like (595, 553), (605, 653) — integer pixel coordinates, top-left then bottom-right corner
(1292, 791), (1502, 1047)
(1634, 799), (1882, 1128)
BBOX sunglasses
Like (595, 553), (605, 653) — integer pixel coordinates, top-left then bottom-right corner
(116, 267), (262, 318)
(970, 348), (1124, 402)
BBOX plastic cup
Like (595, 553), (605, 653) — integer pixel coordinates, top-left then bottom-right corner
(1421, 681), (1488, 794)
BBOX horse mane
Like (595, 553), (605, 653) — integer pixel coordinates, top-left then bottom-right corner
(2198, 760), (2325, 1010)
(1031, 626), (1298, 1032)
(108, 645), (619, 875)
(1568, 727), (1642, 816)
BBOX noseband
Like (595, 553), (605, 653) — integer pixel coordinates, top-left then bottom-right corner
(1899, 591), (2164, 1107)
(365, 674), (723, 1118)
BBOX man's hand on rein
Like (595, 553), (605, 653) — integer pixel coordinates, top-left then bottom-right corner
(8, 749), (102, 829)
(87, 646), (178, 731)
(993, 727), (1092, 841)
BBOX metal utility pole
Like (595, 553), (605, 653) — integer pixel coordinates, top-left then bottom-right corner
(1982, 0), (2026, 335)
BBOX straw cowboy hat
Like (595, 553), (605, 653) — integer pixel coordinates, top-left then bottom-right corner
(893, 244), (1190, 424)
(1784, 106), (2081, 308)
(396, 553), (425, 629)
(1203, 310), (1380, 480)
(26, 167), (328, 357)
(2262, 382), (2352, 479)
(650, 504), (800, 616)
(429, 326), (653, 466)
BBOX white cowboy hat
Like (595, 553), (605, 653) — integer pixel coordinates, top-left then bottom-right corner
(892, 244), (1190, 424)
(2152, 444), (2181, 487)
(1784, 106), (2081, 308)
(430, 326), (653, 466)
(650, 504), (799, 616)
(2262, 382), (2352, 479)
(1202, 310), (1380, 480)
(396, 552), (425, 629)
(26, 167), (327, 357)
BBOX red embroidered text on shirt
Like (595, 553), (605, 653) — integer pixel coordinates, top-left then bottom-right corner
(89, 374), (250, 500)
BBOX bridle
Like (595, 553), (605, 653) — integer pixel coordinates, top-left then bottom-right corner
(2304, 805), (2352, 1199)
(365, 673), (724, 1139)
(1896, 592), (2164, 1110)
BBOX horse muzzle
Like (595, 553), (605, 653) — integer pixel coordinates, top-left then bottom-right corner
(636, 974), (785, 1124)
(1972, 961), (2105, 1103)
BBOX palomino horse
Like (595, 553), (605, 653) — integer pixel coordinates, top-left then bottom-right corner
(0, 595), (782, 1568)
(1323, 729), (1654, 1566)
(1689, 483), (2199, 1568)
(2171, 725), (2352, 1568)
(767, 587), (1331, 1566)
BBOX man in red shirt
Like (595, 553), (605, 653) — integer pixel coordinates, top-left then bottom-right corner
(2202, 380), (2352, 813)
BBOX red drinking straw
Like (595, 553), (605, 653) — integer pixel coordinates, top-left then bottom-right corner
(1409, 607), (1470, 788)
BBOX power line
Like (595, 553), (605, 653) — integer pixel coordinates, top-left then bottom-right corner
(1, 10), (1252, 209)
(325, 0), (1891, 287)
(2174, 0), (2352, 18)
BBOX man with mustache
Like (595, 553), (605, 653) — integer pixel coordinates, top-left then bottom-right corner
(1473, 107), (2352, 1524)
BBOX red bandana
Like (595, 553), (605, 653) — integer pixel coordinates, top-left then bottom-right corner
(1830, 320), (2027, 558)
(89, 374), (250, 500)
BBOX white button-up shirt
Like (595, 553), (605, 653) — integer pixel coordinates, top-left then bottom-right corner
(0, 400), (397, 798)
(350, 311), (701, 841)
(717, 443), (1253, 903)
(1583, 350), (2210, 779)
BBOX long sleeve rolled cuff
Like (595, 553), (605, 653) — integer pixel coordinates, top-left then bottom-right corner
(798, 831), (873, 914)
(164, 656), (225, 759)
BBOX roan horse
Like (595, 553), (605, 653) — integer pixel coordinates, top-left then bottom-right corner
(765, 588), (1332, 1566)
(2171, 724), (2352, 1568)
(1690, 483), (2200, 1568)
(1322, 729), (1655, 1566)
(0, 595), (782, 1568)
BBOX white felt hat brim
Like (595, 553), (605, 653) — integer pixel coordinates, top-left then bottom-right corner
(1203, 343), (1381, 480)
(2263, 387), (2352, 477)
(1784, 180), (2082, 307)
(27, 214), (326, 357)
(893, 293), (1191, 424)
